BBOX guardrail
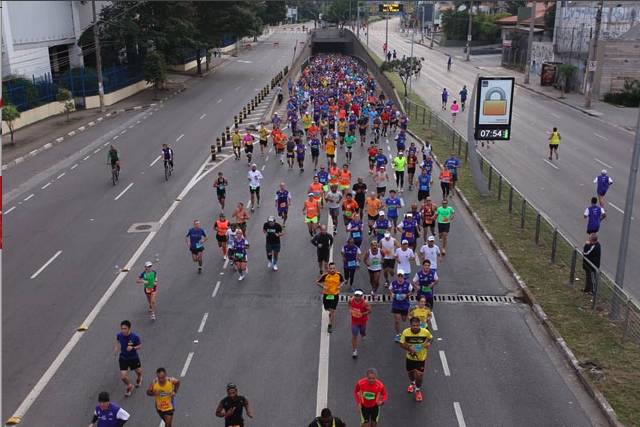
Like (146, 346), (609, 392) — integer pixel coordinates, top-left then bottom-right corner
(403, 97), (640, 346)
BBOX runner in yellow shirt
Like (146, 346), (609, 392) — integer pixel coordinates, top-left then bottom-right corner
(147, 367), (180, 427)
(399, 317), (433, 402)
(316, 262), (345, 333)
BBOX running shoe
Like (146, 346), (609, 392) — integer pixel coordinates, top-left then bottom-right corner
(352, 349), (358, 358)
(198, 267), (202, 274)
(273, 265), (278, 271)
(348, 286), (354, 292)
(407, 383), (416, 393)
(395, 333), (401, 343)
(125, 384), (133, 397)
(238, 274), (245, 282)
(268, 261), (273, 268)
(328, 325), (333, 333)
(415, 390), (423, 402)
(135, 378), (142, 388)
(150, 312), (156, 321)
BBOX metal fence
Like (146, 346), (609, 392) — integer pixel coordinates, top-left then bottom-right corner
(3, 64), (144, 111)
(404, 97), (640, 346)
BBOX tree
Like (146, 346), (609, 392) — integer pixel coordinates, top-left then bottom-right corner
(144, 51), (167, 100)
(380, 57), (424, 97)
(544, 2), (556, 39)
(56, 88), (75, 121)
(326, 0), (351, 25)
(557, 64), (578, 97)
(2, 103), (21, 144)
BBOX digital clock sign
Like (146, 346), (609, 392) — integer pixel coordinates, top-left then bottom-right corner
(474, 76), (515, 141)
(379, 4), (404, 13)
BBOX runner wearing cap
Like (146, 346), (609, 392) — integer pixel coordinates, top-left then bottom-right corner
(390, 269), (414, 342)
(594, 169), (613, 208)
(303, 192), (321, 237)
(374, 166), (390, 199)
(215, 383), (253, 426)
(308, 175), (325, 208)
(136, 261), (158, 320)
(274, 182), (292, 228)
(419, 236), (442, 273)
(394, 239), (415, 278)
(374, 211), (390, 243)
(263, 216), (283, 271)
(364, 240), (383, 298)
(365, 191), (382, 235)
(214, 213), (230, 259)
(380, 232), (400, 287)
(348, 289), (372, 357)
(398, 213), (418, 252)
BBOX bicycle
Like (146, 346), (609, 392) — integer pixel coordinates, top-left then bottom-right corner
(164, 159), (173, 181)
(111, 163), (120, 185)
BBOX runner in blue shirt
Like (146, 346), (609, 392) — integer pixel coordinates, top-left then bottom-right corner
(385, 190), (402, 233)
(317, 165), (330, 192)
(296, 141), (307, 172)
(341, 237), (362, 292)
(347, 214), (365, 248)
(89, 391), (130, 427)
(275, 182), (292, 227)
(584, 197), (606, 234)
(444, 152), (461, 195)
(594, 169), (613, 208)
(417, 167), (432, 202)
(185, 220), (208, 274)
(411, 260), (439, 309)
(390, 270), (413, 342)
(374, 212), (391, 242)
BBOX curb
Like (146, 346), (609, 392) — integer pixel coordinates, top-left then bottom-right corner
(406, 128), (622, 427)
(2, 85), (188, 172)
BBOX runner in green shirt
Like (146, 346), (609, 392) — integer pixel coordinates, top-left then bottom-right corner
(136, 261), (159, 320)
(344, 133), (356, 164)
(392, 151), (408, 192)
(435, 200), (455, 255)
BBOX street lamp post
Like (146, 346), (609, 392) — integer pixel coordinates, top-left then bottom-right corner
(523, 0), (536, 84)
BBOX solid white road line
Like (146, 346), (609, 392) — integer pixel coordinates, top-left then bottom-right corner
(550, 112), (560, 118)
(114, 183), (134, 201)
(180, 352), (194, 377)
(198, 313), (209, 333)
(176, 133), (184, 142)
(41, 183), (51, 190)
(150, 155), (162, 167)
(5, 207), (16, 214)
(24, 194), (35, 201)
(30, 250), (63, 279)
(212, 280), (222, 298)
(439, 350), (451, 376)
(315, 305), (331, 415)
(454, 402), (467, 427)
(595, 158), (612, 169)
(430, 313), (438, 331)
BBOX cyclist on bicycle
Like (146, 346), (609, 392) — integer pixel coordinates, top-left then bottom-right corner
(162, 143), (174, 172)
(107, 145), (121, 171)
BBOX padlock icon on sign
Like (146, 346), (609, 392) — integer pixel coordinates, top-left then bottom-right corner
(483, 87), (507, 115)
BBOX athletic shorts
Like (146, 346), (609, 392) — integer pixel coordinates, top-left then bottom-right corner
(422, 221), (435, 229)
(549, 143), (558, 151)
(359, 128), (367, 136)
(382, 259), (395, 269)
(216, 234), (227, 243)
(368, 214), (379, 222)
(408, 167), (416, 175)
(406, 358), (426, 373)
(329, 207), (340, 218)
(305, 216), (319, 224)
(260, 139), (268, 146)
(339, 131), (346, 138)
(245, 145), (253, 153)
(376, 187), (386, 194)
(340, 184), (349, 191)
(157, 409), (175, 417)
(317, 250), (330, 263)
(351, 324), (367, 337)
(144, 285), (157, 295)
(250, 186), (260, 195)
(392, 307), (409, 316)
(360, 405), (380, 423)
(311, 149), (320, 158)
(327, 154), (335, 161)
(287, 152), (295, 158)
(277, 210), (288, 218)
(438, 222), (451, 233)
(451, 174), (458, 182)
(418, 190), (430, 200)
(119, 357), (141, 371)
(343, 215), (353, 226)
(190, 247), (204, 255)
(323, 294), (339, 310)
(265, 243), (281, 254)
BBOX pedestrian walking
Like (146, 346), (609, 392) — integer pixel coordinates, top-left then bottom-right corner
(594, 169), (613, 208)
(88, 391), (130, 427)
(582, 233), (601, 295)
(114, 320), (142, 398)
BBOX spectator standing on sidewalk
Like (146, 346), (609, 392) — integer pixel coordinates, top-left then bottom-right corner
(582, 233), (601, 295)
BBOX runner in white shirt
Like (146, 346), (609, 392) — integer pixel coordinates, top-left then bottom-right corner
(226, 224), (239, 270)
(247, 163), (264, 212)
(394, 239), (416, 277)
(324, 184), (343, 234)
(363, 240), (383, 298)
(380, 232), (400, 286)
(418, 235), (442, 272)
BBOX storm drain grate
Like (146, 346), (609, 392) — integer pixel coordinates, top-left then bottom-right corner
(338, 294), (518, 304)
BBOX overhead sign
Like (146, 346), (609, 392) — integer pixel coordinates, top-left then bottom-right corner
(379, 4), (404, 13)
(474, 76), (515, 141)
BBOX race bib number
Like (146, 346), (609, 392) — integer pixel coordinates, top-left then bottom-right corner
(195, 243), (203, 249)
(345, 211), (353, 217)
(389, 205), (396, 210)
(442, 217), (450, 223)
(347, 260), (357, 268)
(421, 286), (431, 293)
(219, 185), (225, 190)
(396, 294), (404, 300)
(250, 186), (258, 191)
(405, 232), (413, 238)
(351, 309), (362, 318)
(371, 259), (380, 266)
(352, 231), (361, 239)
(363, 391), (376, 400)
(158, 400), (171, 411)
(326, 294), (335, 300)
(280, 202), (287, 208)
(413, 344), (423, 352)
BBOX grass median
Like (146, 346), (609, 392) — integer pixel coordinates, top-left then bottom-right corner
(378, 67), (640, 426)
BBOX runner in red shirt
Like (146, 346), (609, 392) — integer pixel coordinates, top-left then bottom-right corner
(348, 290), (372, 358)
(354, 368), (388, 427)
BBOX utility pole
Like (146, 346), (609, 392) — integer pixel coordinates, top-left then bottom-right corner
(584, 0), (603, 108)
(92, 1), (105, 112)
(523, 0), (536, 84)
(357, 2), (360, 38)
(465, 1), (473, 61)
(385, 10), (389, 59)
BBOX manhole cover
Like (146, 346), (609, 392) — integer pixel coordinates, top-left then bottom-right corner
(127, 222), (160, 233)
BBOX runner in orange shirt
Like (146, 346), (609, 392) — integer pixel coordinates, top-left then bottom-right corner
(364, 191), (382, 236)
(342, 193), (360, 234)
(339, 164), (352, 197)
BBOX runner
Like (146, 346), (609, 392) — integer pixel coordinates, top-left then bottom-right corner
(380, 232), (400, 287)
(232, 128), (242, 161)
(397, 213), (418, 253)
(258, 122), (269, 156)
(341, 192), (360, 235)
(308, 408), (346, 427)
(136, 261), (158, 320)
(247, 163), (263, 211)
(274, 182), (292, 227)
(230, 229), (250, 281)
(419, 235), (442, 273)
(348, 289), (372, 357)
(213, 171), (229, 210)
(352, 176), (368, 218)
(439, 164), (452, 199)
(459, 85), (468, 111)
(146, 367), (180, 427)
(392, 151), (407, 192)
(114, 320), (142, 398)
(390, 270), (413, 342)
(394, 239), (416, 278)
(296, 137), (307, 172)
(317, 165), (330, 192)
(363, 240), (383, 298)
(385, 189), (402, 233)
(412, 259), (439, 309)
(214, 212), (230, 259)
(309, 135), (321, 171)
(303, 192), (321, 237)
(339, 164), (352, 197)
(263, 215), (283, 271)
(242, 130), (255, 165)
(347, 213), (365, 248)
(594, 169), (613, 208)
(548, 126), (561, 160)
(399, 317), (434, 402)
(324, 184), (343, 235)
(88, 391), (130, 427)
(341, 237), (362, 292)
(311, 225), (334, 275)
(416, 167), (432, 202)
(215, 383), (253, 427)
(435, 200), (455, 255)
(316, 262), (345, 333)
(185, 220), (208, 274)
(358, 113), (369, 145)
(410, 296), (433, 329)
(354, 368), (388, 427)
(365, 191), (382, 235)
(226, 223), (239, 269)
(444, 152), (461, 195)
(451, 100), (459, 123)
(231, 202), (250, 237)
(373, 211), (391, 243)
(406, 145), (418, 191)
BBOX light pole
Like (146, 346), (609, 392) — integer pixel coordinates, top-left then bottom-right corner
(584, 0), (603, 108)
(523, 0), (536, 84)
(92, 1), (105, 112)
(465, 1), (473, 61)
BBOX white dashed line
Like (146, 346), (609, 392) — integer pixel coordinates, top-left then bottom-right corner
(439, 350), (451, 376)
(454, 402), (467, 427)
(70, 164), (79, 170)
(544, 159), (558, 169)
(595, 158), (612, 169)
(176, 133), (184, 142)
(57, 173), (66, 179)
(83, 156), (90, 161)
(608, 203), (624, 215)
(121, 130), (127, 134)
(236, 86), (241, 90)
(212, 280), (222, 297)
(198, 312), (209, 333)
(593, 133), (607, 140)
(5, 207), (16, 214)
(218, 99), (223, 104)
(430, 313), (438, 331)
(94, 149), (101, 154)
(550, 112), (559, 118)
(30, 250), (63, 279)
(150, 156), (162, 167)
(113, 135), (119, 140)
(180, 352), (194, 377)
(24, 194), (35, 201)
(261, 165), (266, 171)
(42, 183), (51, 190)
(114, 183), (134, 201)
(199, 114), (206, 120)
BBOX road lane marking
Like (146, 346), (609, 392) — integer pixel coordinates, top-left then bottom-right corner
(261, 165), (265, 171)
(199, 114), (206, 120)
(112, 135), (119, 140)
(544, 159), (558, 169)
(550, 113), (559, 118)
(70, 164), (78, 170)
(218, 99), (223, 103)
(94, 149), (101, 154)
(114, 183), (134, 201)
(593, 133), (607, 140)
(5, 207), (16, 214)
(83, 155), (90, 161)
(454, 402), (467, 427)
(315, 305), (331, 414)
(608, 203), (624, 215)
(212, 280), (222, 297)
(42, 183), (51, 190)
(430, 313), (438, 331)
(236, 86), (241, 90)
(30, 250), (63, 279)
(150, 155), (162, 167)
(57, 173), (66, 179)
(595, 158), (612, 169)
(180, 352), (194, 377)
(24, 194), (35, 201)
(176, 133), (184, 142)
(439, 350), (451, 376)
(198, 313), (209, 333)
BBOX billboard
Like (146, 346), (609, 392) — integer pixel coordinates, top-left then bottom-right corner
(474, 77), (515, 141)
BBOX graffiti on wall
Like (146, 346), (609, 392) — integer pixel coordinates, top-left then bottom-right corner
(532, 42), (554, 66)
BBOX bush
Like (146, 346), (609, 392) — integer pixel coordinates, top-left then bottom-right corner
(2, 75), (39, 111)
(603, 79), (640, 107)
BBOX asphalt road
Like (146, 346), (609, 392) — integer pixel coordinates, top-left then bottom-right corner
(365, 19), (640, 299)
(2, 28), (608, 426)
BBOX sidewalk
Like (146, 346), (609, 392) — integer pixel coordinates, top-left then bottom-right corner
(1, 55), (232, 170)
